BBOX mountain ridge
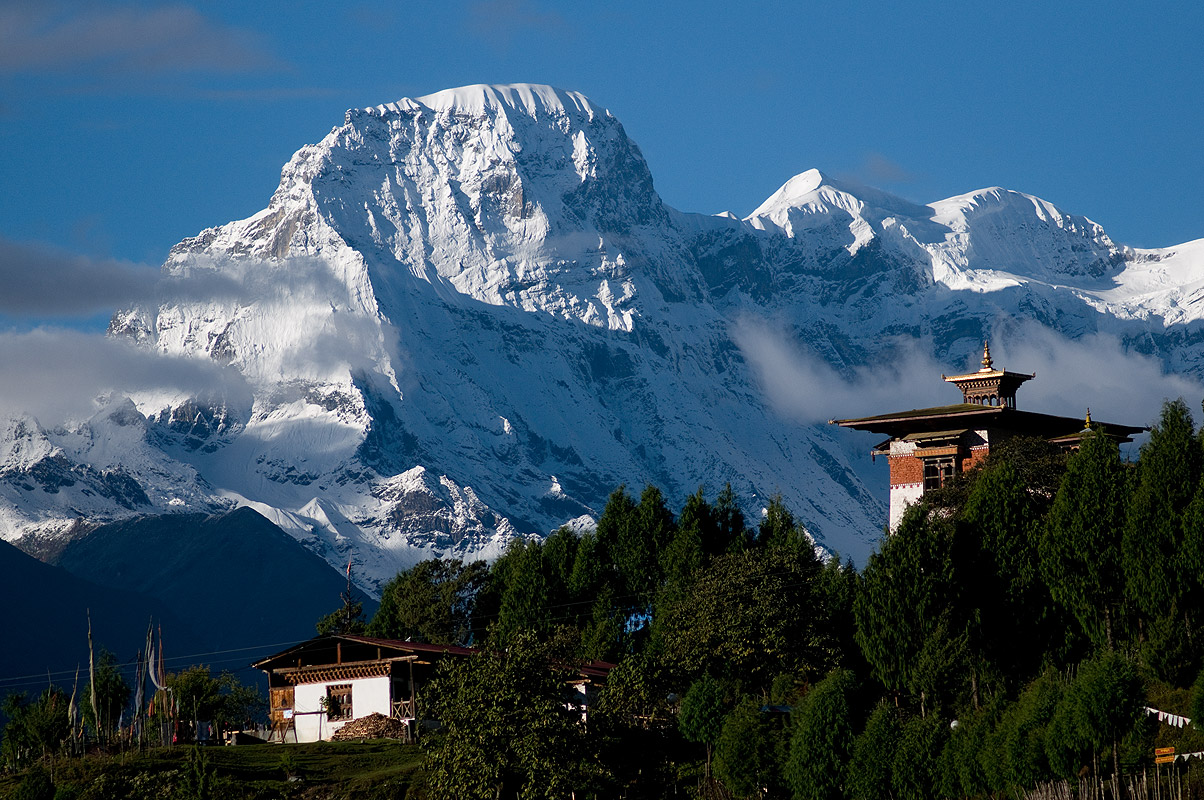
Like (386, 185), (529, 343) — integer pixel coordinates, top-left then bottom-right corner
(3, 83), (1202, 595)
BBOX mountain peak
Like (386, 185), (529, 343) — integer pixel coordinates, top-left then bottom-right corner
(366, 83), (607, 122)
(748, 168), (829, 217)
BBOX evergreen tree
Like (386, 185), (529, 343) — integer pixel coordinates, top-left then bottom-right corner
(1040, 431), (1130, 650)
(758, 495), (806, 550)
(315, 599), (367, 635)
(624, 485), (675, 598)
(1073, 650), (1143, 780)
(786, 669), (857, 800)
(424, 632), (598, 799)
(541, 526), (580, 612)
(960, 457), (1053, 687)
(567, 529), (607, 600)
(579, 586), (624, 662)
(938, 705), (997, 800)
(493, 539), (550, 643)
(996, 669), (1064, 790)
(1180, 479), (1204, 656)
(368, 558), (488, 644)
(84, 650), (131, 743)
(0, 688), (71, 770)
(848, 701), (901, 800)
(678, 675), (725, 778)
(661, 490), (707, 597)
(815, 557), (865, 678)
(855, 505), (958, 711)
(1123, 399), (1200, 629)
(714, 482), (751, 553)
(715, 698), (781, 798)
(1043, 680), (1094, 781)
(1190, 663), (1204, 725)
(890, 713), (948, 800)
(656, 547), (821, 689)
(593, 486), (638, 598)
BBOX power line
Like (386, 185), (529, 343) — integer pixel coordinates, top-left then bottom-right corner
(0, 638), (308, 692)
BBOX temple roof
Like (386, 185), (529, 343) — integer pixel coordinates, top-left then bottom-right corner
(831, 405), (1143, 441)
(832, 342), (1144, 442)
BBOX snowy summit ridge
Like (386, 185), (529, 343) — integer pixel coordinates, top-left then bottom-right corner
(4, 84), (1204, 593)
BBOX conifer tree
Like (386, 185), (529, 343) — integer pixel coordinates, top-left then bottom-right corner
(541, 526), (580, 612)
(1123, 399), (1200, 623)
(678, 675), (725, 777)
(786, 669), (857, 800)
(1066, 650), (1143, 780)
(625, 485), (675, 596)
(579, 586), (624, 662)
(661, 491), (707, 596)
(493, 539), (550, 643)
(855, 505), (957, 707)
(848, 700), (901, 800)
(715, 698), (781, 798)
(995, 669), (1064, 790)
(594, 486), (641, 601)
(959, 458), (1054, 690)
(758, 495), (805, 550)
(890, 713), (949, 800)
(369, 558), (488, 644)
(714, 482), (751, 553)
(1040, 431), (1129, 650)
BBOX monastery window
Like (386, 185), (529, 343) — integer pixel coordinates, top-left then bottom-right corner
(325, 684), (353, 721)
(923, 457), (957, 491)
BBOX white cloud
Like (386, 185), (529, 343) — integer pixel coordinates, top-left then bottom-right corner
(991, 322), (1201, 430)
(733, 314), (1202, 434)
(0, 328), (252, 425)
(731, 316), (950, 424)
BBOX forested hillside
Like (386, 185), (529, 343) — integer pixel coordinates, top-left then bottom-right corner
(384, 398), (1204, 799)
(8, 400), (1204, 800)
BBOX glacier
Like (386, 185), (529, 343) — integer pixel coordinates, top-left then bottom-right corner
(4, 83), (1204, 595)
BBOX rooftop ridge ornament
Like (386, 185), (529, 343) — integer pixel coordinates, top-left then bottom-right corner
(942, 341), (1034, 408)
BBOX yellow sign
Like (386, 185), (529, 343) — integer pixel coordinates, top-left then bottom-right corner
(1155, 747), (1176, 756)
(1155, 756), (1175, 765)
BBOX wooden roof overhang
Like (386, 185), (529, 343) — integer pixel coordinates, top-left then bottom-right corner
(252, 635), (616, 687)
(942, 368), (1034, 400)
(252, 634), (479, 674)
(271, 657), (414, 685)
(831, 405), (1143, 443)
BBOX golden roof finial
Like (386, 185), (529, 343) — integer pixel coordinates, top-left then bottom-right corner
(1085, 408), (1092, 427)
(980, 340), (993, 371)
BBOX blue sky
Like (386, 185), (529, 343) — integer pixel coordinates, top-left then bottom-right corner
(1, 0), (1201, 276)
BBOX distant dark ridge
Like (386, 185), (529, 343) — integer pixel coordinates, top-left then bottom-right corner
(52, 507), (377, 668)
(0, 537), (198, 692)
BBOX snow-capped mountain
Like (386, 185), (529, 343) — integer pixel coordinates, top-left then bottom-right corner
(5, 83), (1204, 593)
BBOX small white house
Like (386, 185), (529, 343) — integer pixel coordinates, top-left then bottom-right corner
(253, 635), (475, 743)
(252, 633), (613, 743)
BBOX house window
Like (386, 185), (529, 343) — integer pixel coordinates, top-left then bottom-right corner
(922, 458), (957, 491)
(325, 684), (353, 721)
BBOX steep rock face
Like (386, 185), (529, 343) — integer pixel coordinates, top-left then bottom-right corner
(110, 84), (886, 587)
(5, 83), (1204, 593)
(0, 402), (223, 548)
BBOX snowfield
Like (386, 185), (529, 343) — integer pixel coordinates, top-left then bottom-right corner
(3, 83), (1203, 594)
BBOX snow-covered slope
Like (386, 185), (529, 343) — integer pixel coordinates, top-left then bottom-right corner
(5, 84), (1204, 593)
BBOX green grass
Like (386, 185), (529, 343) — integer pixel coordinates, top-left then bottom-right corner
(1, 740), (428, 800)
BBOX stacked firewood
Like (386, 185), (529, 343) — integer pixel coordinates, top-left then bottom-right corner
(329, 713), (410, 741)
